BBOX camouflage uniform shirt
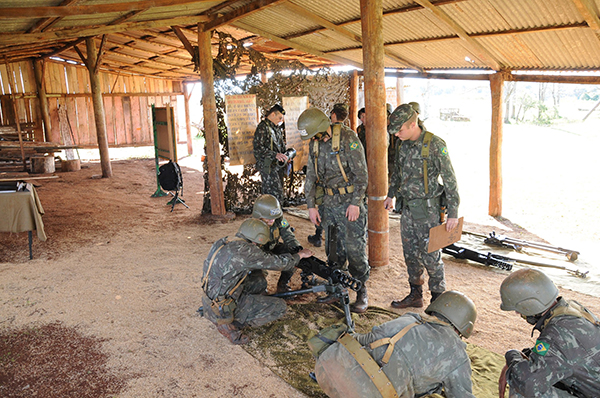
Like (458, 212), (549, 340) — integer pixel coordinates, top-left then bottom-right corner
(304, 124), (368, 209)
(253, 118), (286, 203)
(315, 313), (475, 398)
(387, 128), (459, 219)
(505, 298), (600, 397)
(265, 217), (301, 253)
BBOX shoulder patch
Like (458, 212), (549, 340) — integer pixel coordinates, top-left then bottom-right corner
(350, 141), (360, 150)
(533, 340), (549, 356)
(441, 147), (448, 156)
(281, 219), (289, 228)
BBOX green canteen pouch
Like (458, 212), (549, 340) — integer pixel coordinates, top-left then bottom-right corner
(308, 323), (348, 358)
(407, 198), (429, 220)
(315, 185), (325, 206)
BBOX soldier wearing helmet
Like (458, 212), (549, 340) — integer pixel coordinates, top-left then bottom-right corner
(298, 106), (370, 313)
(201, 218), (312, 345)
(383, 103), (460, 309)
(498, 268), (600, 398)
(310, 291), (477, 398)
(252, 194), (302, 293)
(253, 104), (288, 204)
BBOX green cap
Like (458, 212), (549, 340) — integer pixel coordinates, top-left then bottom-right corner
(387, 104), (415, 135)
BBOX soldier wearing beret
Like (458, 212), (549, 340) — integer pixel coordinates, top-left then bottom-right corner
(384, 104), (460, 309)
(253, 104), (288, 205)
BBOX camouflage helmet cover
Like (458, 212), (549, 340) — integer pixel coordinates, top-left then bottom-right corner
(387, 104), (416, 135)
(425, 291), (477, 338)
(298, 108), (330, 140)
(252, 194), (282, 219)
(500, 268), (559, 316)
(236, 218), (270, 245)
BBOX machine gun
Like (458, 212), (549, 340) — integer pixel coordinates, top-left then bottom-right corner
(484, 231), (580, 262)
(273, 226), (361, 332)
(442, 243), (514, 271)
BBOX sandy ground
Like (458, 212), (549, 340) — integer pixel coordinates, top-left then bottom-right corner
(1, 154), (599, 397)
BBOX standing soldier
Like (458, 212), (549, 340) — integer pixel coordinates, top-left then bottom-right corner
(298, 107), (370, 314)
(310, 291), (477, 398)
(384, 103), (460, 308)
(499, 268), (600, 398)
(253, 104), (288, 205)
(201, 218), (312, 345)
(252, 194), (303, 293)
(356, 107), (367, 163)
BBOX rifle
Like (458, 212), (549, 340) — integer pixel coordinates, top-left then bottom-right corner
(442, 243), (514, 270)
(484, 231), (579, 262)
(273, 226), (362, 332)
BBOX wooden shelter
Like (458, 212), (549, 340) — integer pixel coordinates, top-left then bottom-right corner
(2, 0), (600, 266)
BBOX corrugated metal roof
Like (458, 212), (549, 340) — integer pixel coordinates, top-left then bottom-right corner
(1, 0), (600, 79)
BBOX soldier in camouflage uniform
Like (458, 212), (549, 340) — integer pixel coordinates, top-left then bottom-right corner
(201, 218), (312, 345)
(298, 106), (370, 314)
(499, 268), (600, 398)
(252, 194), (303, 293)
(384, 103), (460, 308)
(253, 104), (288, 204)
(311, 291), (477, 398)
(356, 107), (366, 163)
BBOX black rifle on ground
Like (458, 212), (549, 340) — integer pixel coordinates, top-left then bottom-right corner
(273, 226), (361, 332)
(484, 231), (580, 262)
(442, 243), (514, 271)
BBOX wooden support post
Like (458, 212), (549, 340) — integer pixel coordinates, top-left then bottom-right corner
(396, 77), (404, 106)
(198, 28), (226, 216)
(3, 58), (27, 171)
(349, 70), (359, 132)
(86, 37), (112, 178)
(489, 72), (505, 217)
(184, 83), (193, 155)
(360, 0), (389, 268)
(33, 58), (52, 142)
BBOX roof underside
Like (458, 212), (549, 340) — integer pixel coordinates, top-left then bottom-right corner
(1, 0), (600, 80)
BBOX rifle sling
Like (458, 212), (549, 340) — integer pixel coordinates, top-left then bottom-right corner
(337, 333), (398, 398)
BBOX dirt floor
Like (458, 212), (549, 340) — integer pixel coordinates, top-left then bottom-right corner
(1, 157), (599, 397)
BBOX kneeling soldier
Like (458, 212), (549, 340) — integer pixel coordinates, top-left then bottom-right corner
(201, 218), (312, 345)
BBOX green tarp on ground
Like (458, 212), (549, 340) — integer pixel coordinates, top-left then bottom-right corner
(243, 303), (504, 398)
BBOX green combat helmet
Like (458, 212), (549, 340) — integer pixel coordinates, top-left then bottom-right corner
(252, 194), (282, 220)
(409, 101), (421, 114)
(236, 218), (270, 245)
(500, 268), (559, 316)
(298, 108), (330, 140)
(387, 103), (416, 135)
(425, 291), (477, 338)
(386, 103), (393, 116)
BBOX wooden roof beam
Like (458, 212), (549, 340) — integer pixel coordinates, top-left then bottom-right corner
(172, 26), (196, 58)
(0, 15), (210, 46)
(233, 21), (363, 68)
(26, 0), (83, 33)
(203, 0), (286, 31)
(0, 0), (214, 19)
(413, 0), (502, 70)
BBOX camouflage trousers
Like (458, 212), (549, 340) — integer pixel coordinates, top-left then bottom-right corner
(322, 202), (370, 283)
(259, 167), (284, 205)
(400, 207), (446, 293)
(202, 270), (287, 328)
(508, 387), (573, 398)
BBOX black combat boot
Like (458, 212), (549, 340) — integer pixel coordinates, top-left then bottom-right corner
(350, 285), (368, 313)
(391, 284), (424, 309)
(276, 276), (292, 294)
(307, 226), (323, 247)
(430, 291), (443, 304)
(216, 323), (249, 345)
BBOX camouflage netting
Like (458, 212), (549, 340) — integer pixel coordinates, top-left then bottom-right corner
(242, 303), (505, 398)
(201, 31), (351, 214)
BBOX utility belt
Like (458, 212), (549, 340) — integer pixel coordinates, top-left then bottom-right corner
(209, 295), (237, 325)
(402, 196), (441, 220)
(325, 184), (355, 196)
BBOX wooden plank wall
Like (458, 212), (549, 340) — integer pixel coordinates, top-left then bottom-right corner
(0, 60), (183, 147)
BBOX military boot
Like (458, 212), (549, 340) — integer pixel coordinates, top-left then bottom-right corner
(430, 291), (443, 304)
(391, 284), (424, 309)
(216, 323), (249, 345)
(350, 285), (368, 314)
(276, 276), (292, 294)
(307, 226), (323, 247)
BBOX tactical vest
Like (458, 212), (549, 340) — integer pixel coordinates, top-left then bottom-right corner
(313, 124), (355, 196)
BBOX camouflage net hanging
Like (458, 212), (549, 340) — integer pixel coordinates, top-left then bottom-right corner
(201, 31), (350, 214)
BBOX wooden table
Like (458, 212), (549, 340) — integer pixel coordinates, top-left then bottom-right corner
(0, 183), (47, 259)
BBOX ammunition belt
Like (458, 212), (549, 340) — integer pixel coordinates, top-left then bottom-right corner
(325, 185), (354, 196)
